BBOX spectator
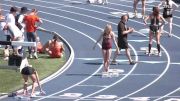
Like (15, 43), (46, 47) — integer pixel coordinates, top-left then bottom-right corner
(5, 6), (18, 41)
(1, 21), (24, 56)
(93, 24), (119, 72)
(43, 35), (65, 58)
(21, 64), (45, 97)
(144, 7), (166, 56)
(15, 7), (29, 33)
(36, 36), (43, 53)
(158, 0), (179, 37)
(111, 15), (136, 65)
(23, 8), (43, 59)
(133, 0), (146, 19)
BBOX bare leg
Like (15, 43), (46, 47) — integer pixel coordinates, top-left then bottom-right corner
(148, 31), (153, 56)
(112, 48), (120, 63)
(30, 74), (37, 96)
(156, 32), (161, 56)
(102, 50), (107, 72)
(22, 75), (28, 95)
(106, 49), (112, 72)
(125, 48), (133, 63)
(168, 17), (173, 37)
(133, 0), (139, 17)
(141, 0), (146, 18)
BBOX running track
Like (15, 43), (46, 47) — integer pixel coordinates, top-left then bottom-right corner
(0, 0), (180, 101)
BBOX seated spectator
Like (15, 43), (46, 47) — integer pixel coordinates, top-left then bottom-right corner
(43, 35), (64, 58)
(36, 36), (43, 53)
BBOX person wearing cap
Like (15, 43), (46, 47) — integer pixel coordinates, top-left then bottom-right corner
(16, 7), (29, 33)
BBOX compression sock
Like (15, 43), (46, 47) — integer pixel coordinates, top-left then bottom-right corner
(157, 44), (160, 53)
(148, 44), (152, 53)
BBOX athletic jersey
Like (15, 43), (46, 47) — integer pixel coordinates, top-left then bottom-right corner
(102, 34), (112, 50)
(163, 0), (173, 18)
(49, 41), (63, 58)
(37, 42), (43, 53)
(149, 16), (160, 33)
(24, 14), (40, 32)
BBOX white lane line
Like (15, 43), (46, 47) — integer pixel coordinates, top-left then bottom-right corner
(75, 42), (139, 101)
(2, 0), (172, 100)
(117, 0), (180, 13)
(108, 1), (180, 26)
(2, 2), (139, 101)
(119, 74), (159, 76)
(1, 5), (138, 101)
(33, 19), (104, 100)
(77, 85), (107, 88)
(114, 32), (171, 101)
(154, 87), (180, 101)
(0, 7), (104, 101)
(128, 39), (149, 42)
(138, 61), (167, 64)
(75, 58), (102, 61)
(170, 62), (180, 65)
(10, 0), (172, 100)
(28, 0), (180, 40)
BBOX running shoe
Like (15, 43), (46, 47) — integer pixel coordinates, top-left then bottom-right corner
(111, 60), (117, 65)
(130, 61), (136, 65)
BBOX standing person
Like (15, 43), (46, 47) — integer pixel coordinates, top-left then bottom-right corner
(133, 0), (146, 19)
(93, 24), (119, 72)
(16, 7), (29, 33)
(5, 6), (18, 42)
(111, 15), (136, 65)
(21, 64), (45, 97)
(144, 7), (166, 56)
(158, 0), (179, 37)
(23, 8), (43, 59)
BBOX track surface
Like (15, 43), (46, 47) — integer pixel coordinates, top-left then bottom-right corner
(1, 0), (180, 101)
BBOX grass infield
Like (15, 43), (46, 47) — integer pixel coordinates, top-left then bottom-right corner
(0, 49), (66, 93)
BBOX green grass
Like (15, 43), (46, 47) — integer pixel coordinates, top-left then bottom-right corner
(0, 49), (66, 93)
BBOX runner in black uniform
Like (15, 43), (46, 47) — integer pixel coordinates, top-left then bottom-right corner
(144, 7), (166, 56)
(158, 0), (179, 37)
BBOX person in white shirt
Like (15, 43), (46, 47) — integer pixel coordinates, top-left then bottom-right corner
(158, 0), (179, 37)
(16, 7), (29, 33)
(5, 6), (18, 41)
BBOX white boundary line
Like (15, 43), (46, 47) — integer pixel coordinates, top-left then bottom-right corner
(1, 2), (139, 101)
(0, 0), (175, 100)
(29, 0), (180, 39)
(2, 0), (170, 99)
